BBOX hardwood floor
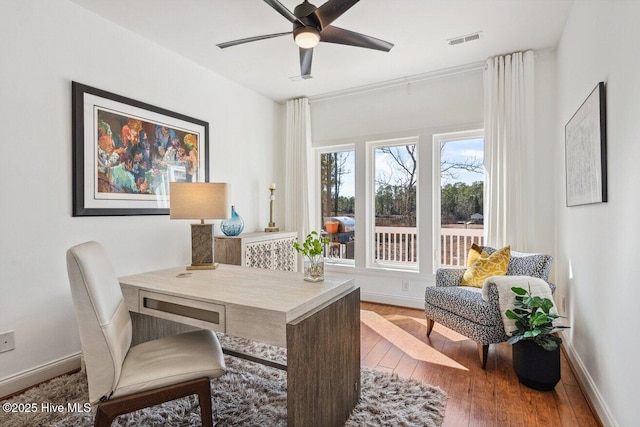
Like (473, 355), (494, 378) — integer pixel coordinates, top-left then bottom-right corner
(360, 302), (601, 427)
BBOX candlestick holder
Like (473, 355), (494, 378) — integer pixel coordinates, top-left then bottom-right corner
(265, 187), (279, 232)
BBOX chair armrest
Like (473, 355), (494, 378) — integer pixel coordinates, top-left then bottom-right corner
(435, 268), (465, 287)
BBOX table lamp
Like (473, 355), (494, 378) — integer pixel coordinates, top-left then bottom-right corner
(170, 182), (229, 270)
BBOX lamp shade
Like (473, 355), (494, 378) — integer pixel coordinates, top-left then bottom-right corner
(170, 182), (229, 220)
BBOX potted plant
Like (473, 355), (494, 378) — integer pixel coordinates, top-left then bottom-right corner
(325, 221), (339, 234)
(505, 285), (569, 391)
(293, 231), (330, 282)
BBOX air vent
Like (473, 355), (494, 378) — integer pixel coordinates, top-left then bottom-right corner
(448, 31), (481, 46)
(465, 33), (480, 42)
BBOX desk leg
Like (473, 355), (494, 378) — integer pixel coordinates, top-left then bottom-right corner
(286, 287), (360, 427)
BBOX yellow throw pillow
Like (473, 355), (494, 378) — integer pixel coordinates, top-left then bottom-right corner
(461, 245), (511, 288)
(467, 243), (488, 267)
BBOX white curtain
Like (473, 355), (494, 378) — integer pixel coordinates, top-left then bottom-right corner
(484, 50), (534, 250)
(284, 98), (313, 243)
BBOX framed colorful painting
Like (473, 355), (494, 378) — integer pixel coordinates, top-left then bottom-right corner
(72, 82), (209, 216)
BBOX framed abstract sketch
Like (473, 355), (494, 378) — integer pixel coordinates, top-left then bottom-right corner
(72, 82), (209, 216)
(565, 82), (607, 207)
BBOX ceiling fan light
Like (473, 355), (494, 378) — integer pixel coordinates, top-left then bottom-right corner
(294, 27), (320, 49)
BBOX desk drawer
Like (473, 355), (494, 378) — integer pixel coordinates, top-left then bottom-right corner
(139, 291), (226, 332)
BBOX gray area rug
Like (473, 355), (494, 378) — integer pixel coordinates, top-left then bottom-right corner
(1, 333), (446, 426)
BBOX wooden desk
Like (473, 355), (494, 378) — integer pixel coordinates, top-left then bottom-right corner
(119, 264), (360, 427)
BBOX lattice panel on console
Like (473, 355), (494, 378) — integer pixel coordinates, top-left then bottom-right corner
(272, 237), (296, 271)
(244, 241), (273, 269)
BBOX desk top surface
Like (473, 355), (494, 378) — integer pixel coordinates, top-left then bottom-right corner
(119, 264), (355, 322)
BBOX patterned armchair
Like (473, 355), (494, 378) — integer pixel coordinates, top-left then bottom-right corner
(424, 247), (554, 369)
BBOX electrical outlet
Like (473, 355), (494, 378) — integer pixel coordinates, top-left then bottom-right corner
(0, 331), (15, 353)
(402, 280), (410, 292)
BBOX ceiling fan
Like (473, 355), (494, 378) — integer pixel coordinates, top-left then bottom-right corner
(216, 0), (394, 79)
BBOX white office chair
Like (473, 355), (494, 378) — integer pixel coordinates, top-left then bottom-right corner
(66, 241), (225, 427)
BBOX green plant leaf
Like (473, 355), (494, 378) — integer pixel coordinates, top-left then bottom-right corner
(506, 282), (570, 349)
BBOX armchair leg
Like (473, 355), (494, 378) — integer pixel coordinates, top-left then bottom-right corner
(478, 343), (489, 370)
(425, 318), (435, 337)
(95, 377), (213, 427)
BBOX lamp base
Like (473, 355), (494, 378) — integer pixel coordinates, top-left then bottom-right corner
(264, 226), (280, 232)
(186, 263), (219, 271)
(191, 223), (214, 266)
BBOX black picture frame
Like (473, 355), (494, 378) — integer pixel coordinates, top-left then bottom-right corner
(72, 82), (209, 216)
(565, 81), (607, 207)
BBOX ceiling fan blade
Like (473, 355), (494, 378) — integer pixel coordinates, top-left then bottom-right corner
(300, 47), (313, 78)
(264, 0), (305, 25)
(313, 0), (360, 29)
(217, 32), (291, 49)
(320, 26), (393, 51)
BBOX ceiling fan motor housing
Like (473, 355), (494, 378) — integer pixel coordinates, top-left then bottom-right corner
(293, 1), (320, 30)
(293, 1), (321, 46)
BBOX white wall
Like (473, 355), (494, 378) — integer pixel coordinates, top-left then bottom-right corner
(555, 2), (640, 426)
(0, 0), (281, 393)
(310, 60), (557, 307)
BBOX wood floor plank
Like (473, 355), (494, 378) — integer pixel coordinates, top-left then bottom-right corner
(393, 352), (419, 380)
(495, 342), (524, 426)
(361, 336), (392, 368)
(378, 343), (404, 370)
(552, 381), (581, 426)
(360, 302), (601, 427)
(564, 384), (601, 426)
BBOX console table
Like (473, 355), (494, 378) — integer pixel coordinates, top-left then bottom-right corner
(119, 264), (360, 427)
(214, 231), (297, 271)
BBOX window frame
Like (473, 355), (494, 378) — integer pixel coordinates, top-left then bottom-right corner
(366, 136), (420, 271)
(431, 129), (485, 272)
(315, 144), (357, 267)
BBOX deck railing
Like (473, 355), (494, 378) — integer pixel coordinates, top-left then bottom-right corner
(374, 226), (484, 267)
(439, 227), (484, 267)
(375, 226), (417, 264)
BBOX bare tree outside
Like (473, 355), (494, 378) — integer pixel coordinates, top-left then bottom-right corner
(375, 145), (417, 226)
(320, 151), (353, 219)
(440, 140), (483, 184)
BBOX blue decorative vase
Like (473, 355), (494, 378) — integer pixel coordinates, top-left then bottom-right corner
(220, 205), (244, 236)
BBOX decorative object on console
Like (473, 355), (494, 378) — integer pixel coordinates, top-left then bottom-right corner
(71, 81), (209, 216)
(170, 182), (229, 270)
(506, 285), (569, 390)
(293, 231), (330, 282)
(220, 205), (244, 236)
(565, 81), (607, 207)
(265, 183), (279, 232)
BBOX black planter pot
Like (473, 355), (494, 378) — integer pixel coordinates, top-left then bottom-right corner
(512, 340), (561, 391)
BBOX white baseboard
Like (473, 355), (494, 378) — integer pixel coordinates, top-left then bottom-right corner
(360, 291), (424, 309)
(0, 353), (82, 399)
(560, 332), (616, 427)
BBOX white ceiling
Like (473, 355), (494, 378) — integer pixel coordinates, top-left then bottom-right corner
(70, 0), (573, 102)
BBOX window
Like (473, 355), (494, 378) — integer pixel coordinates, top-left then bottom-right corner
(433, 130), (484, 268)
(370, 138), (418, 269)
(319, 149), (355, 264)
(314, 129), (482, 276)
